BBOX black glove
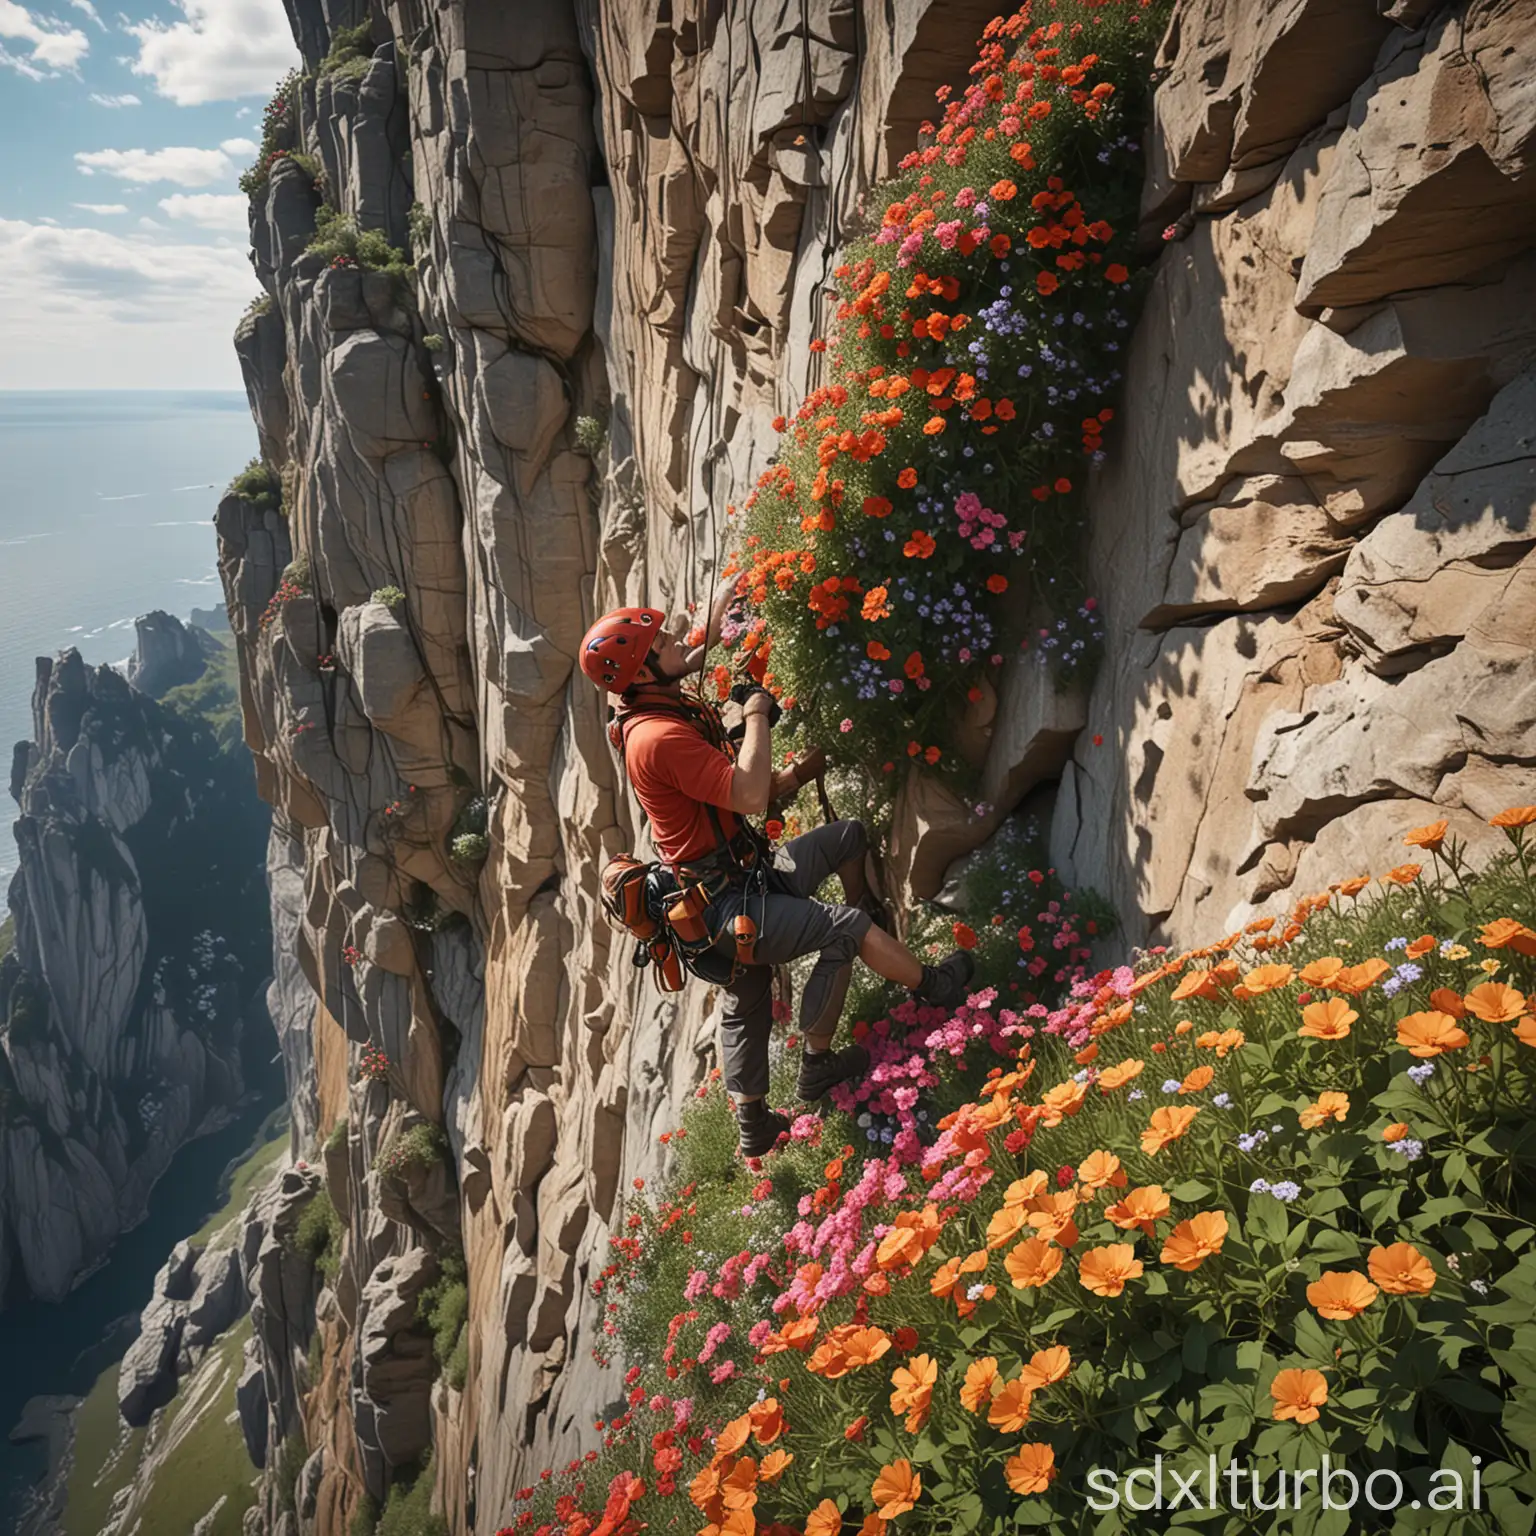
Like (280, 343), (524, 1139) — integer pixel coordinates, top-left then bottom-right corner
(729, 681), (782, 728)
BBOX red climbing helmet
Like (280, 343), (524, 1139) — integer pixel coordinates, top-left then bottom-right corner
(579, 606), (667, 693)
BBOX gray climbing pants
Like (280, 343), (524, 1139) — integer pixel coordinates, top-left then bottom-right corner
(706, 818), (874, 1099)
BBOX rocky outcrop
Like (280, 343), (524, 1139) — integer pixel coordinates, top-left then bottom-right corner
(125, 612), (223, 701)
(219, 1), (1536, 1531)
(119, 1238), (246, 1425)
(0, 629), (272, 1306)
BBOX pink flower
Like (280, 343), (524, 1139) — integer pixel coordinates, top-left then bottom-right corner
(840, 718), (853, 732)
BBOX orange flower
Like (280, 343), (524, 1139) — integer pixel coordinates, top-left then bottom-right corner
(1141, 1105), (1199, 1154)
(896, 466), (918, 489)
(1367, 1242), (1436, 1296)
(987, 1376), (1034, 1432)
(1299, 998), (1357, 1040)
(1171, 969), (1220, 1003)
(1331, 958), (1391, 995)
(1463, 982), (1526, 1023)
(1383, 863), (1422, 885)
(861, 586), (891, 622)
(1513, 1015), (1536, 1047)
(989, 178), (1018, 201)
(889, 1354), (937, 1432)
(1097, 1057), (1145, 1091)
(1004, 1444), (1057, 1495)
(1403, 819), (1448, 852)
(1299, 1090), (1350, 1130)
(876, 1207), (940, 1271)
(1160, 1210), (1229, 1271)
(1240, 963), (1294, 996)
(1382, 1122), (1411, 1142)
(1018, 1345), (1072, 1391)
(986, 573), (1008, 593)
(749, 1398), (784, 1444)
(843, 1416), (868, 1442)
(1429, 987), (1467, 1017)
(1396, 1010), (1471, 1057)
(805, 1501), (843, 1536)
(1405, 934), (1437, 959)
(922, 416), (946, 436)
(1038, 1078), (1088, 1127)
(714, 1413), (753, 1458)
(863, 495), (893, 518)
(1105, 1185), (1170, 1237)
(1196, 1027), (1246, 1056)
(1004, 1237), (1064, 1290)
(1271, 1368), (1328, 1424)
(1078, 1243), (1144, 1297)
(1077, 1150), (1127, 1191)
(1480, 918), (1536, 955)
(959, 1356), (999, 1414)
(903, 529), (936, 558)
(1490, 805), (1536, 828)
(760, 1449), (793, 1482)
(1308, 1270), (1379, 1319)
(1299, 957), (1344, 987)
(1180, 1065), (1214, 1094)
(871, 1460), (921, 1520)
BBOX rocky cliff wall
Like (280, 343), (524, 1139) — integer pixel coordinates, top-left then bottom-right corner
(221, 2), (1536, 1531)
(0, 623), (273, 1308)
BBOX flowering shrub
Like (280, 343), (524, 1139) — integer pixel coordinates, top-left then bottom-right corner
(258, 572), (309, 632)
(724, 0), (1160, 777)
(375, 1122), (448, 1179)
(357, 1045), (391, 1083)
(508, 810), (1536, 1534)
(238, 71), (301, 198)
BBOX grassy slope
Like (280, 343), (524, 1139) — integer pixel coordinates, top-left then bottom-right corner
(60, 1120), (287, 1534)
(0, 912), (13, 961)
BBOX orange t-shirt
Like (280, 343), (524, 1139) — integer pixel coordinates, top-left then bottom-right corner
(623, 713), (741, 864)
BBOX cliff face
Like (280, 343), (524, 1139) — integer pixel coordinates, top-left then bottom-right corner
(0, 620), (272, 1305)
(221, 1), (1536, 1531)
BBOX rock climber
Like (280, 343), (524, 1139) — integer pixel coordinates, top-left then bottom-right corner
(579, 579), (976, 1157)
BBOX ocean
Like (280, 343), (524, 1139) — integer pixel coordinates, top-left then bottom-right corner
(0, 391), (256, 884)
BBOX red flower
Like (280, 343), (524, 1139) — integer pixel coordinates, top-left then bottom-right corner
(1106, 264), (1129, 284)
(986, 574), (1008, 593)
(953, 922), (978, 950)
(765, 819), (784, 840)
(897, 467), (918, 489)
(1037, 271), (1060, 295)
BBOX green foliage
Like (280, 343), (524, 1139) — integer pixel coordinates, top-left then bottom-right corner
(350, 1495), (380, 1536)
(289, 1187), (345, 1282)
(417, 1248), (470, 1385)
(325, 1117), (349, 1153)
(372, 584), (406, 609)
(449, 832), (489, 865)
(283, 554), (312, 591)
(306, 206), (411, 277)
(573, 413), (607, 456)
(374, 1122), (448, 1180)
(407, 202), (432, 259)
(0, 914), (14, 964)
(275, 1430), (306, 1516)
(161, 640), (244, 755)
(319, 21), (375, 82)
(376, 1461), (447, 1536)
(226, 457), (282, 513)
(422, 333), (445, 352)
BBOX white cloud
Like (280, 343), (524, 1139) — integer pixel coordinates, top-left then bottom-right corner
(219, 136), (257, 157)
(73, 201), (128, 214)
(76, 145), (231, 186)
(137, 215), (164, 230)
(125, 0), (298, 106)
(89, 90), (139, 106)
(0, 216), (255, 387)
(0, 0), (89, 73)
(234, 105), (251, 118)
(68, 0), (105, 29)
(159, 193), (247, 233)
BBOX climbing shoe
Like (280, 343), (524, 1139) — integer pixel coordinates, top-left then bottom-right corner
(796, 1042), (870, 1103)
(858, 892), (894, 933)
(737, 1102), (791, 1158)
(910, 949), (976, 1010)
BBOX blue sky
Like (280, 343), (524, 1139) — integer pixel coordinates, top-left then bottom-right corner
(0, 0), (299, 388)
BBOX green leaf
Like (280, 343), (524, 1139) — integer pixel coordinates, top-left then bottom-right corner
(1433, 1378), (1504, 1415)
(1171, 1180), (1213, 1202)
(1246, 1192), (1289, 1245)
